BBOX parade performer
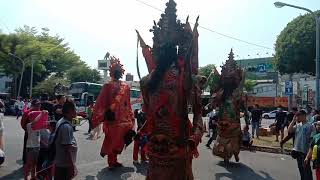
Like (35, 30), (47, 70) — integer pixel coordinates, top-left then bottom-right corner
(92, 57), (135, 169)
(136, 0), (205, 179)
(211, 49), (249, 163)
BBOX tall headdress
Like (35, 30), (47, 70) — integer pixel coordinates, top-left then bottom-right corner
(150, 0), (193, 60)
(221, 49), (243, 81)
(109, 56), (125, 78)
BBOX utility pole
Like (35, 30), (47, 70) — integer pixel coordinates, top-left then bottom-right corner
(9, 53), (25, 98)
(29, 58), (34, 99)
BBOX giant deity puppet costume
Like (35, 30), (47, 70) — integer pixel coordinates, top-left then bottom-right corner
(211, 49), (249, 163)
(92, 57), (135, 169)
(136, 0), (206, 179)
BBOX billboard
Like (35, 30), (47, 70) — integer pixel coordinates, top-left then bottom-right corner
(98, 60), (110, 70)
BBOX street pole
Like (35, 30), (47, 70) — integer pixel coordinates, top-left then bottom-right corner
(316, 17), (320, 108)
(29, 58), (34, 99)
(9, 53), (25, 98)
(288, 74), (293, 110)
(18, 61), (25, 98)
(274, 2), (320, 108)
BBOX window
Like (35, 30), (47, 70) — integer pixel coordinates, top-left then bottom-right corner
(5, 82), (12, 89)
(130, 90), (141, 98)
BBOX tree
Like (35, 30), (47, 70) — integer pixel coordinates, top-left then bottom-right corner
(66, 65), (101, 83)
(244, 80), (256, 92)
(0, 26), (86, 97)
(33, 76), (70, 97)
(274, 11), (320, 75)
(199, 64), (219, 91)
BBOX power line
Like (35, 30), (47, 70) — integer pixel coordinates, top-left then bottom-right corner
(134, 0), (273, 50)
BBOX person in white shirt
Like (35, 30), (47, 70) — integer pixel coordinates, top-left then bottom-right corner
(24, 110), (48, 180)
(14, 97), (25, 119)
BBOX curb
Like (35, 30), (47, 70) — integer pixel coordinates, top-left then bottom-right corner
(243, 145), (291, 155)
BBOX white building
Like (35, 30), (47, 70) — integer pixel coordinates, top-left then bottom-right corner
(0, 74), (13, 93)
(279, 73), (316, 107)
(251, 80), (277, 97)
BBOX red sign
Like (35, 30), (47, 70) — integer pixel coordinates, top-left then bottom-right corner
(247, 96), (288, 108)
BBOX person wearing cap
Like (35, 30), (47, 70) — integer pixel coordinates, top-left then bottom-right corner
(20, 99), (41, 165)
(288, 110), (315, 180)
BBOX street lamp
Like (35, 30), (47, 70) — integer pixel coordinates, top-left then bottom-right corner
(274, 1), (320, 108)
(8, 53), (25, 99)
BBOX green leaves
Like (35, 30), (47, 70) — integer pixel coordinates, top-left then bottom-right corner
(274, 11), (320, 75)
(244, 80), (256, 92)
(0, 26), (100, 97)
(66, 65), (101, 83)
(199, 64), (219, 91)
(33, 76), (70, 97)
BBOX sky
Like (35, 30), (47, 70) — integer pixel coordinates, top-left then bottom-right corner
(0, 0), (319, 80)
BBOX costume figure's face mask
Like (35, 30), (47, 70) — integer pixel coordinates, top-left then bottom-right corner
(113, 69), (122, 80)
(222, 76), (239, 91)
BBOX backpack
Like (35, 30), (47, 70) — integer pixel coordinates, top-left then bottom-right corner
(43, 121), (69, 168)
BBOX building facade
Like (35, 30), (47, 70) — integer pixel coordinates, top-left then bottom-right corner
(0, 73), (13, 93)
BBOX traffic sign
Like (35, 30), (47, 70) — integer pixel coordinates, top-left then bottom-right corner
(285, 81), (293, 96)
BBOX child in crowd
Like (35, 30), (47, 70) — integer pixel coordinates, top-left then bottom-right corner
(36, 126), (51, 180)
(306, 116), (320, 180)
(24, 110), (48, 180)
(242, 126), (253, 151)
(133, 109), (148, 163)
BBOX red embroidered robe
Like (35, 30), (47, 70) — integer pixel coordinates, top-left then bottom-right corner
(92, 81), (134, 156)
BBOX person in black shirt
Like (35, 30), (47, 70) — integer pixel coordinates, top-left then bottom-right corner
(40, 93), (54, 117)
(275, 106), (287, 142)
(280, 107), (298, 148)
(206, 109), (218, 148)
(251, 104), (262, 139)
(53, 95), (66, 121)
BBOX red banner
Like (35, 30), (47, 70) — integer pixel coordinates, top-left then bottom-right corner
(247, 96), (288, 108)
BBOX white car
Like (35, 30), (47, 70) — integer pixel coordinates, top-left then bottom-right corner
(262, 110), (288, 119)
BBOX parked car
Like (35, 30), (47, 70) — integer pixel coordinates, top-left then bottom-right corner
(262, 110), (288, 119)
(4, 99), (17, 116)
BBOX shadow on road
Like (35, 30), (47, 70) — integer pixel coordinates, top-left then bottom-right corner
(95, 166), (135, 180)
(0, 167), (23, 180)
(133, 161), (148, 176)
(215, 161), (275, 180)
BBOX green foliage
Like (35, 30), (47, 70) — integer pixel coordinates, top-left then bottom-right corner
(33, 76), (70, 97)
(0, 26), (94, 97)
(198, 64), (219, 91)
(66, 65), (101, 83)
(244, 79), (256, 92)
(274, 11), (320, 75)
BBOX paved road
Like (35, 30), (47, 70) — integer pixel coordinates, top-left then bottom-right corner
(0, 116), (301, 180)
